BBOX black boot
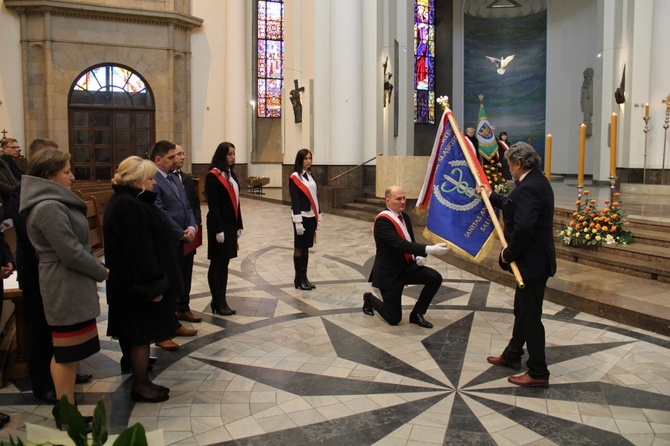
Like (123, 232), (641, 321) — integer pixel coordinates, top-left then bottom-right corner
(302, 254), (316, 289)
(293, 257), (312, 290)
(212, 297), (236, 315)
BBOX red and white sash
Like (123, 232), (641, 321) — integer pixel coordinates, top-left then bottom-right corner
(210, 168), (239, 222)
(375, 210), (414, 263)
(290, 171), (320, 224)
(498, 140), (509, 153)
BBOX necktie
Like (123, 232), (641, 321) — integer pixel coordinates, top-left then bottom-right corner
(514, 180), (520, 186)
(302, 172), (309, 180)
(398, 214), (404, 224)
(167, 174), (181, 200)
(174, 170), (182, 182)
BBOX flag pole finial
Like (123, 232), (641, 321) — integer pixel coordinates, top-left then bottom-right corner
(479, 94), (484, 103)
(437, 95), (450, 110)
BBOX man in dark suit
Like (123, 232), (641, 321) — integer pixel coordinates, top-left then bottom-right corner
(172, 144), (202, 323)
(0, 137), (24, 181)
(363, 185), (449, 328)
(477, 142), (556, 388)
(151, 140), (198, 350)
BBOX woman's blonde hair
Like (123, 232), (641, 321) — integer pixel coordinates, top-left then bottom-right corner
(112, 156), (157, 191)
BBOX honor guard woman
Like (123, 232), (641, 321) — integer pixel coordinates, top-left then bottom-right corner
(205, 142), (243, 315)
(289, 149), (321, 290)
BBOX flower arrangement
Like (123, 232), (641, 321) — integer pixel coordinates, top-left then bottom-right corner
(558, 190), (633, 248)
(483, 157), (509, 195)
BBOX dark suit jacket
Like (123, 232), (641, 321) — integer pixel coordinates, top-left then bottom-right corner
(153, 171), (196, 243)
(2, 155), (23, 181)
(289, 173), (318, 216)
(205, 170), (243, 260)
(489, 168), (557, 281)
(0, 159), (19, 206)
(368, 210), (428, 290)
(8, 184), (37, 293)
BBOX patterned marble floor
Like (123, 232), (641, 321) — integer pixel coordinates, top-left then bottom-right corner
(1, 197), (669, 445)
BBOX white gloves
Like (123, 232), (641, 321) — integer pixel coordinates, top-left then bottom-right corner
(216, 232), (225, 243)
(426, 242), (449, 256)
(295, 222), (305, 235)
(415, 256), (427, 267)
(237, 229), (243, 238)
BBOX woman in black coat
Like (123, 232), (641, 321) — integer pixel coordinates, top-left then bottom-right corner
(289, 148), (321, 290)
(104, 156), (184, 403)
(206, 142), (243, 315)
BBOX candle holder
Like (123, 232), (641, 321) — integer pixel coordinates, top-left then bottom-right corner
(576, 184), (584, 212)
(643, 115), (650, 184)
(608, 175), (618, 204)
(662, 95), (670, 185)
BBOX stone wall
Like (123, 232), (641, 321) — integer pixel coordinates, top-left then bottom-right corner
(5, 0), (201, 151)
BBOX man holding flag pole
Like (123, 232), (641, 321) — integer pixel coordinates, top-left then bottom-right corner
(476, 142), (556, 387)
(418, 100), (555, 387)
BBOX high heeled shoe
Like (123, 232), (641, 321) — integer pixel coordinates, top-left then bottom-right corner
(130, 387), (169, 403)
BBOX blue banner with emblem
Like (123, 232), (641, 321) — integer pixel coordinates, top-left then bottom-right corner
(416, 108), (495, 262)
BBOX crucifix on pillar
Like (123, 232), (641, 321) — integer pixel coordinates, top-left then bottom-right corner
(0, 129), (7, 139)
(289, 79), (305, 123)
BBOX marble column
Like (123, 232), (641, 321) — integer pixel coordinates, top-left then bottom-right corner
(328, 0), (363, 164)
(224, 0), (249, 164)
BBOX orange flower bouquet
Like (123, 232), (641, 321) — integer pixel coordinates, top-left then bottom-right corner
(558, 190), (633, 247)
(483, 157), (509, 195)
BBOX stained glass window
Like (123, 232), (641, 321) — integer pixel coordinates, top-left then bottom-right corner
(71, 65), (152, 107)
(414, 0), (435, 124)
(257, 0), (284, 118)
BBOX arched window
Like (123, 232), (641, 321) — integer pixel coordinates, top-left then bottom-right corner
(68, 64), (155, 180)
(257, 0), (284, 118)
(414, 0), (435, 124)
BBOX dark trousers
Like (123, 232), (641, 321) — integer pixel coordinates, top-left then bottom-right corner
(369, 266), (442, 325)
(23, 288), (55, 394)
(208, 257), (230, 305)
(176, 247), (195, 313)
(502, 278), (550, 380)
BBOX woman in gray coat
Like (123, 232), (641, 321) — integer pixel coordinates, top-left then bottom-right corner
(20, 149), (108, 427)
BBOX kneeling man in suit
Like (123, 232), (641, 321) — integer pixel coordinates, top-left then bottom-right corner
(363, 185), (449, 328)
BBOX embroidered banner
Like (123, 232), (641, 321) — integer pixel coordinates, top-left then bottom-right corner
(416, 108), (495, 262)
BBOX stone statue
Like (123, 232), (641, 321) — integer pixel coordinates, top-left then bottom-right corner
(383, 57), (393, 107)
(289, 79), (304, 124)
(581, 68), (594, 135)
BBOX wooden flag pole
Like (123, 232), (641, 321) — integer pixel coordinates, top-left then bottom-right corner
(446, 111), (525, 289)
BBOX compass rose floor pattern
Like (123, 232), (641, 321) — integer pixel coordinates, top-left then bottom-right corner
(1, 197), (669, 445)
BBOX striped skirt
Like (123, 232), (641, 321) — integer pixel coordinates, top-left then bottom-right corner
(51, 319), (100, 363)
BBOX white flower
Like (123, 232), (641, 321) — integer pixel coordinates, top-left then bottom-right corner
(606, 234), (615, 244)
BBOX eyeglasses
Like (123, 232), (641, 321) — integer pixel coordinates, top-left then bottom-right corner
(175, 152), (185, 156)
(6, 146), (20, 149)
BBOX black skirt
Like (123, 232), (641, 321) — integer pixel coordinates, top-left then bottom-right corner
(51, 319), (100, 363)
(294, 216), (317, 249)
